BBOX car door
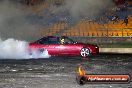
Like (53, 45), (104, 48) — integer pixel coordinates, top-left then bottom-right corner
(35, 37), (60, 55)
(47, 37), (60, 55)
(59, 37), (81, 55)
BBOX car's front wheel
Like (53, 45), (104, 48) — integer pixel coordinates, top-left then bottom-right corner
(80, 48), (90, 57)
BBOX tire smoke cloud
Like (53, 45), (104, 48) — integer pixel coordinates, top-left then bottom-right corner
(0, 38), (50, 59)
(51, 0), (114, 23)
(65, 0), (113, 19)
(0, 0), (41, 41)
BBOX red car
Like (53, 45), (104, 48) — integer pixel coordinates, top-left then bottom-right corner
(29, 36), (99, 57)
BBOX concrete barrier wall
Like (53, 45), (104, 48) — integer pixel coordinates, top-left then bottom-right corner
(99, 48), (132, 53)
(69, 37), (132, 43)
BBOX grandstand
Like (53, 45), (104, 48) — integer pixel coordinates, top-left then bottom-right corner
(62, 18), (132, 37)
(23, 0), (132, 38)
(39, 21), (67, 36)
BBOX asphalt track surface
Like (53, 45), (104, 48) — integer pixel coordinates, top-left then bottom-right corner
(0, 53), (132, 88)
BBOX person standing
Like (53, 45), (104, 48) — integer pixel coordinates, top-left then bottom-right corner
(123, 16), (128, 26)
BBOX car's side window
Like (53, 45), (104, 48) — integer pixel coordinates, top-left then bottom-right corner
(38, 37), (59, 44)
(64, 37), (74, 44)
(37, 37), (74, 44)
(48, 37), (59, 44)
(38, 38), (49, 44)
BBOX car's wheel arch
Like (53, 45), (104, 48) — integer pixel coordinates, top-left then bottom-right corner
(81, 46), (91, 52)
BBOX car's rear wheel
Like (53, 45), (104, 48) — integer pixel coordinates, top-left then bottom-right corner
(80, 48), (90, 57)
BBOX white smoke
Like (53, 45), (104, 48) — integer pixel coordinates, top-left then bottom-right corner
(64, 0), (114, 19)
(0, 0), (42, 41)
(66, 0), (113, 18)
(51, 0), (114, 22)
(0, 38), (50, 59)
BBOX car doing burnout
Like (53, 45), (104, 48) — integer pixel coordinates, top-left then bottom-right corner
(29, 36), (99, 57)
